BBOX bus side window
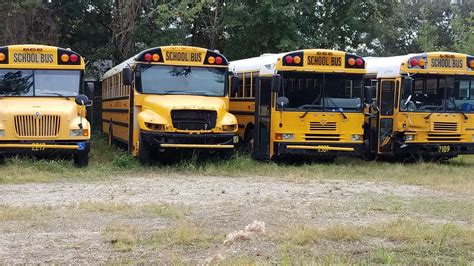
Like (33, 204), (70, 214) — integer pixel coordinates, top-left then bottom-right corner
(244, 73), (251, 97)
(380, 81), (395, 116)
(238, 73), (244, 97)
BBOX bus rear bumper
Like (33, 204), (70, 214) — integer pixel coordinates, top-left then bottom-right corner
(0, 141), (90, 155)
(275, 142), (363, 157)
(141, 131), (238, 149)
(396, 142), (474, 157)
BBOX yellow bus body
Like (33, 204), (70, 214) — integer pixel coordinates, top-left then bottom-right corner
(365, 52), (474, 160)
(230, 49), (366, 160)
(102, 46), (238, 163)
(0, 45), (91, 166)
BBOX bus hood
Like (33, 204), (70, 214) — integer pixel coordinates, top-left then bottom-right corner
(0, 98), (78, 120)
(142, 95), (228, 113)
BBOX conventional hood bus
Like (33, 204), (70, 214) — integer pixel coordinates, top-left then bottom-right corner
(0, 44), (93, 166)
(364, 52), (474, 160)
(229, 49), (366, 161)
(101, 46), (238, 164)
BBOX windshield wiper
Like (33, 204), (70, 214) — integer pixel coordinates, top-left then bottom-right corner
(424, 105), (444, 119)
(299, 96), (322, 118)
(163, 90), (186, 94)
(326, 97), (347, 119)
(41, 92), (70, 99)
(447, 97), (468, 119)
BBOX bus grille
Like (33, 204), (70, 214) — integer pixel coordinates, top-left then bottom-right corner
(171, 110), (217, 130)
(14, 115), (61, 137)
(433, 122), (458, 132)
(427, 133), (461, 142)
(309, 121), (337, 131)
(304, 133), (340, 141)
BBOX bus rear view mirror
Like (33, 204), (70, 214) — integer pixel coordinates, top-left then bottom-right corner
(364, 86), (374, 104)
(123, 67), (133, 86)
(272, 75), (281, 92)
(75, 94), (92, 106)
(276, 96), (289, 108)
(84, 81), (95, 99)
(231, 76), (239, 96)
(403, 76), (413, 95)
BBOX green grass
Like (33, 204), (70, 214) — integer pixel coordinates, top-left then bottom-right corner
(1, 134), (473, 193)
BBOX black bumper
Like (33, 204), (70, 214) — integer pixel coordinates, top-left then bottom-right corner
(395, 142), (474, 157)
(0, 140), (91, 155)
(141, 131), (238, 148)
(275, 142), (363, 157)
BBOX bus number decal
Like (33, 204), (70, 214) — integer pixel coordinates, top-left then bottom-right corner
(438, 145), (450, 153)
(32, 143), (46, 151)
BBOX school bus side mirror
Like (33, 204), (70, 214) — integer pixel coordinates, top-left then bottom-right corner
(231, 76), (239, 96)
(403, 76), (413, 95)
(364, 86), (374, 104)
(276, 96), (289, 108)
(75, 94), (92, 106)
(84, 81), (95, 99)
(123, 67), (133, 86)
(271, 75), (281, 92)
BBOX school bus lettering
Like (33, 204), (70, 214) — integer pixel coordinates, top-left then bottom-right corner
(306, 55), (342, 66)
(13, 53), (54, 64)
(165, 51), (202, 62)
(430, 58), (463, 68)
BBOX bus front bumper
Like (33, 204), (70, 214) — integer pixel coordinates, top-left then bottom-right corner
(275, 142), (363, 157)
(141, 131), (238, 149)
(0, 141), (90, 155)
(396, 142), (474, 157)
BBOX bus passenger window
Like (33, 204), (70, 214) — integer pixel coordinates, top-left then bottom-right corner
(380, 81), (395, 116)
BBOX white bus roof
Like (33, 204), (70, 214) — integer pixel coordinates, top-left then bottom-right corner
(229, 53), (285, 75)
(364, 54), (420, 78)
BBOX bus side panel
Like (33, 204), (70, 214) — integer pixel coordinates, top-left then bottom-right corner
(229, 99), (255, 139)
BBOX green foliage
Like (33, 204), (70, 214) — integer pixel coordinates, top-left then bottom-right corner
(0, 0), (472, 76)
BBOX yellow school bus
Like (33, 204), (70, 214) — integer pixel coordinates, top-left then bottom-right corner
(0, 44), (93, 166)
(364, 52), (474, 160)
(229, 49), (366, 161)
(101, 46), (238, 164)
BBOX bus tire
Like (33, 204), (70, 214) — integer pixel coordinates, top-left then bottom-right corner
(73, 153), (89, 167)
(138, 139), (151, 165)
(244, 127), (255, 153)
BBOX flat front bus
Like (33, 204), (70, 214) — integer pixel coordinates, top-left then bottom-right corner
(101, 46), (238, 164)
(364, 52), (474, 160)
(229, 49), (366, 161)
(0, 45), (93, 167)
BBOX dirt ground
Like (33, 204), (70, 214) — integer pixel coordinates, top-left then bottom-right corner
(0, 174), (472, 264)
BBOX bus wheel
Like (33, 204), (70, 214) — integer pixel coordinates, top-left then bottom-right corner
(108, 121), (114, 145)
(244, 127), (255, 153)
(73, 153), (89, 167)
(138, 140), (151, 165)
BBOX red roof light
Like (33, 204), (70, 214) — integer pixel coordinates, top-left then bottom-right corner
(70, 54), (78, 63)
(144, 53), (152, 61)
(285, 56), (293, 64)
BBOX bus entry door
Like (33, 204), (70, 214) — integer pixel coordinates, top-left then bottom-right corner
(377, 79), (396, 154)
(253, 78), (272, 160)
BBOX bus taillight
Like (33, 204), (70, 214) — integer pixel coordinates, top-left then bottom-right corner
(152, 54), (160, 62)
(215, 56), (223, 64)
(285, 56), (293, 64)
(0, 53), (5, 62)
(410, 58), (418, 67)
(355, 58), (363, 66)
(208, 56), (216, 64)
(293, 56), (301, 64)
(61, 54), (70, 63)
(144, 53), (152, 61)
(468, 57), (474, 69)
(70, 54), (78, 63)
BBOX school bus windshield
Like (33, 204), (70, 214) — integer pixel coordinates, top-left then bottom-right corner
(280, 72), (363, 112)
(401, 75), (474, 112)
(0, 69), (81, 97)
(138, 65), (226, 96)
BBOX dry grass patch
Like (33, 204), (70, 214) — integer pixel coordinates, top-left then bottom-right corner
(77, 201), (187, 219)
(102, 222), (139, 252)
(279, 223), (361, 245)
(143, 220), (217, 250)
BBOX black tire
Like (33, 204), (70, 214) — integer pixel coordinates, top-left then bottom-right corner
(73, 152), (89, 167)
(138, 138), (152, 165)
(244, 127), (255, 153)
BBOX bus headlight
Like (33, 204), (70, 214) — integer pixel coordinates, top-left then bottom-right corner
(0, 129), (4, 137)
(275, 133), (294, 140)
(222, 124), (237, 131)
(70, 129), (89, 136)
(351, 134), (362, 141)
(471, 135), (474, 141)
(404, 134), (414, 141)
(145, 122), (166, 131)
